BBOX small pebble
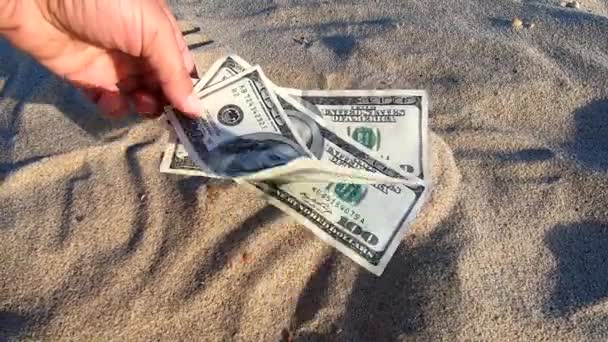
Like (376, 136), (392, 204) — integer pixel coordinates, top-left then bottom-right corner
(565, 1), (580, 8)
(293, 36), (312, 47)
(512, 17), (523, 29)
(525, 21), (536, 29)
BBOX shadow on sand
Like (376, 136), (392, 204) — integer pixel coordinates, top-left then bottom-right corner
(567, 99), (608, 171)
(290, 210), (465, 341)
(0, 40), (141, 149)
(544, 221), (608, 317)
(0, 310), (32, 340)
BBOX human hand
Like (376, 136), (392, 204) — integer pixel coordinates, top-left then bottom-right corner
(0, 0), (203, 118)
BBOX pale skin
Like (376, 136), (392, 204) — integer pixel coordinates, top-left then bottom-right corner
(0, 0), (204, 118)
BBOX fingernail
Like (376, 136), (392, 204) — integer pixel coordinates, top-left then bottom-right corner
(182, 93), (204, 117)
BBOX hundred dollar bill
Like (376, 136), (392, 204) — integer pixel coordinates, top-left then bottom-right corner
(202, 56), (422, 182)
(160, 133), (207, 177)
(159, 56), (255, 176)
(169, 58), (415, 183)
(202, 57), (431, 273)
(275, 91), (421, 181)
(245, 91), (430, 275)
(162, 54), (432, 274)
(194, 54), (252, 93)
(195, 56), (430, 179)
(166, 66), (310, 177)
(276, 88), (430, 181)
(162, 57), (254, 176)
(240, 173), (428, 275)
(166, 66), (418, 184)
(196, 55), (427, 180)
(159, 108), (207, 176)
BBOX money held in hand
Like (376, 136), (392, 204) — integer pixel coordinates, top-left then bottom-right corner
(161, 55), (431, 275)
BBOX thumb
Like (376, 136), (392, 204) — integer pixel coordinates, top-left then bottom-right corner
(141, 3), (202, 118)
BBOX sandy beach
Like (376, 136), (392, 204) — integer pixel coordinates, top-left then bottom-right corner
(2, 0), (608, 340)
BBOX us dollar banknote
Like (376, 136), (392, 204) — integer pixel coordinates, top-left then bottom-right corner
(163, 55), (430, 274)
(198, 56), (430, 274)
(170, 72), (429, 184)
(275, 91), (421, 181)
(166, 65), (312, 178)
(276, 88), (430, 181)
(195, 55), (427, 181)
(166, 63), (420, 184)
(194, 54), (252, 93)
(243, 92), (430, 275)
(160, 56), (254, 177)
(160, 133), (208, 177)
(241, 176), (427, 275)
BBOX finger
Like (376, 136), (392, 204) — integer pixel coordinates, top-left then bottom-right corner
(132, 91), (163, 116)
(64, 50), (141, 90)
(141, 2), (202, 118)
(97, 90), (131, 118)
(71, 79), (119, 102)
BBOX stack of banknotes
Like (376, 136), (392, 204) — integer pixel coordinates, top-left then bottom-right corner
(160, 55), (430, 276)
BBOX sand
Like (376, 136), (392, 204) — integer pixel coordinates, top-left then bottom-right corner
(2, 0), (608, 340)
